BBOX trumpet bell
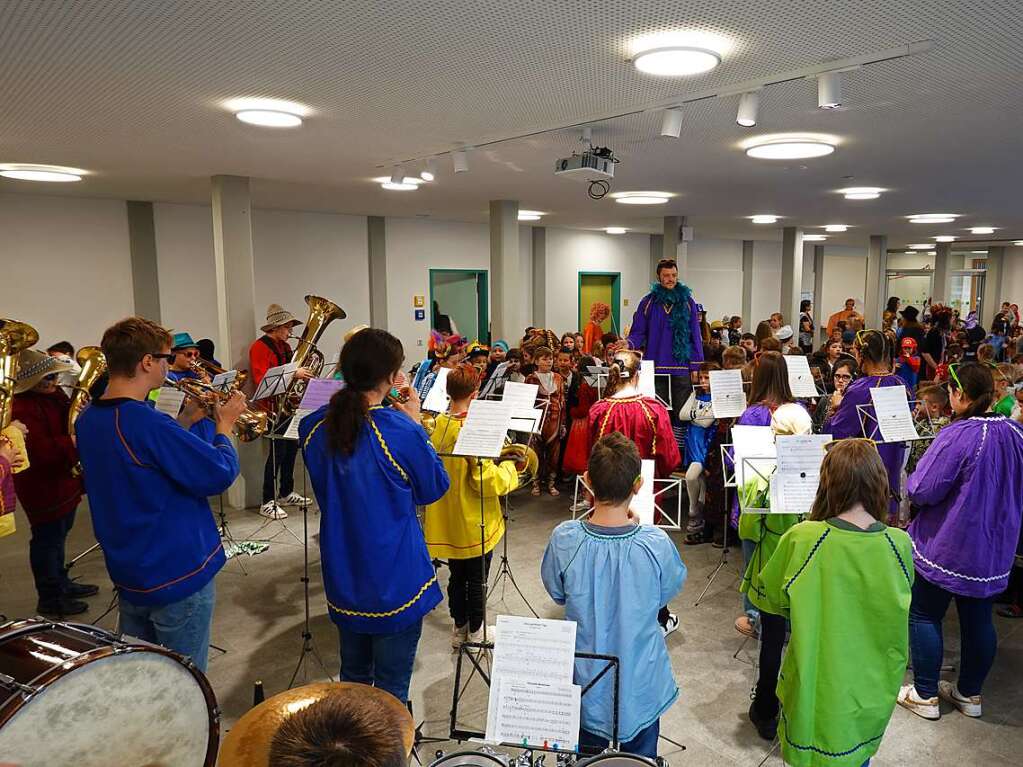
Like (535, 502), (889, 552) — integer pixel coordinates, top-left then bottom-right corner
(500, 443), (539, 484)
(420, 413), (436, 435)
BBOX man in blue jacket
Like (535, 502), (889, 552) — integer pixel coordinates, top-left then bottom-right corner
(77, 316), (246, 672)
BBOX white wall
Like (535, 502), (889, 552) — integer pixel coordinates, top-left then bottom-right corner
(686, 239), (743, 322)
(1003, 247), (1023, 305)
(819, 246), (868, 323)
(0, 193), (134, 350)
(544, 228), (649, 338)
(750, 241), (782, 325)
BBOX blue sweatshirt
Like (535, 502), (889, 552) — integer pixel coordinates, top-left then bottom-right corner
(300, 404), (449, 633)
(76, 397), (238, 606)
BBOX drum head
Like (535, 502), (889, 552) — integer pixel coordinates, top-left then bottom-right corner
(0, 649), (214, 766)
(576, 754), (658, 766)
(430, 751), (508, 766)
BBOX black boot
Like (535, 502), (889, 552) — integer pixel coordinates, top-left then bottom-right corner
(65, 581), (100, 598)
(36, 598), (89, 617)
(748, 700), (778, 741)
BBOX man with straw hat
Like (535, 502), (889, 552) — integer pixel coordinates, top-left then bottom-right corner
(249, 304), (315, 519)
(12, 349), (99, 616)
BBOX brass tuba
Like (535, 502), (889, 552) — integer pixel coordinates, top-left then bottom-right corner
(276, 295), (346, 423)
(0, 319), (39, 430)
(67, 346), (107, 436)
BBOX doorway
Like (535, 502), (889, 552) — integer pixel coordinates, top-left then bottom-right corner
(578, 272), (621, 336)
(429, 269), (489, 343)
(949, 268), (986, 318)
(885, 269), (933, 315)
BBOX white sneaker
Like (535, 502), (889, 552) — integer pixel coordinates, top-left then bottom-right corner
(570, 499), (591, 513)
(260, 500), (288, 519)
(898, 684), (940, 720)
(279, 492), (311, 507)
(451, 623), (468, 651)
(661, 613), (680, 638)
(938, 680), (982, 718)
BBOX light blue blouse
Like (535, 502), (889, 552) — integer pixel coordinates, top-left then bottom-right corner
(541, 520), (686, 741)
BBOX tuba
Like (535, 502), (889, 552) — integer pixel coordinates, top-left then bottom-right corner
(276, 295), (346, 423)
(67, 346), (107, 436)
(0, 319), (39, 430)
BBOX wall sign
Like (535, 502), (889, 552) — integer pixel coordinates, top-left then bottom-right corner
(414, 308), (426, 321)
(413, 295), (425, 307)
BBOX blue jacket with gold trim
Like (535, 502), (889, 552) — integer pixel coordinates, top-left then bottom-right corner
(300, 405), (449, 633)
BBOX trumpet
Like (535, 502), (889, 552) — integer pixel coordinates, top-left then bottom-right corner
(190, 357), (247, 391)
(163, 377), (269, 442)
(384, 383), (436, 435)
(500, 441), (540, 485)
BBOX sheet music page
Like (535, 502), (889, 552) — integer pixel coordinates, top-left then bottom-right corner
(154, 387), (185, 418)
(771, 435), (832, 515)
(452, 399), (512, 457)
(298, 377), (344, 410)
(283, 408), (312, 440)
(639, 360), (657, 398)
(628, 459), (656, 525)
(784, 355), (820, 398)
(252, 362), (298, 401)
(209, 370), (238, 391)
(502, 381), (539, 410)
(491, 615), (577, 683)
(870, 386), (920, 442)
(509, 408), (543, 434)
(485, 677), (581, 752)
(731, 425), (776, 486)
(709, 369), (746, 418)
(421, 368), (451, 413)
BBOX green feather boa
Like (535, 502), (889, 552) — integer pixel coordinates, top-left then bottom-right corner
(649, 282), (694, 363)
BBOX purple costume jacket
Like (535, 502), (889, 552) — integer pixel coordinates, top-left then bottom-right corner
(907, 414), (1023, 598)
(627, 292), (704, 375)
(824, 374), (908, 517)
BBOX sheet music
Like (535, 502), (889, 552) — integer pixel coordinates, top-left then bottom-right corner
(421, 368), (451, 413)
(298, 377), (344, 410)
(252, 362), (297, 401)
(502, 381), (539, 410)
(709, 369), (746, 418)
(154, 387), (186, 418)
(784, 355), (820, 398)
(771, 435), (833, 515)
(452, 399), (512, 457)
(509, 408), (543, 434)
(209, 370), (238, 391)
(628, 459), (656, 525)
(638, 360), (657, 399)
(490, 615), (577, 683)
(731, 425), (776, 486)
(870, 386), (920, 442)
(283, 408), (312, 440)
(485, 677), (580, 752)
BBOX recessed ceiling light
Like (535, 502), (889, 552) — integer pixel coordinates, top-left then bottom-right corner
(632, 46), (721, 76)
(908, 214), (957, 224)
(824, 224), (849, 233)
(926, 251), (936, 256)
(612, 191), (673, 205)
(933, 236), (956, 242)
(908, 244), (932, 250)
(750, 215), (780, 224)
(381, 182), (418, 191)
(518, 210), (544, 221)
(605, 227), (628, 234)
(803, 234), (827, 241)
(970, 250), (988, 254)
(0, 163), (86, 182)
(903, 251), (915, 256)
(837, 187), (884, 200)
(226, 98), (308, 128)
(372, 176), (425, 186)
(970, 226), (996, 234)
(1014, 240), (1023, 246)
(743, 133), (837, 160)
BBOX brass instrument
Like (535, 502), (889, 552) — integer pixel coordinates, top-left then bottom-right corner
(384, 385), (436, 435)
(1, 319), (39, 431)
(190, 357), (247, 391)
(500, 441), (539, 485)
(277, 295), (346, 423)
(67, 346), (107, 436)
(163, 377), (269, 442)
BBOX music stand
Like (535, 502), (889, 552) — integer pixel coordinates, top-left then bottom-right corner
(487, 493), (538, 617)
(570, 474), (683, 531)
(855, 400), (935, 444)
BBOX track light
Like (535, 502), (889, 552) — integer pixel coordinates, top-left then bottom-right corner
(736, 92), (760, 127)
(452, 148), (469, 173)
(580, 126), (592, 143)
(660, 108), (683, 138)
(389, 166), (404, 185)
(419, 159), (436, 182)
(817, 71), (842, 109)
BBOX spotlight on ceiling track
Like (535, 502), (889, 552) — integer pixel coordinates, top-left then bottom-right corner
(736, 91), (760, 127)
(817, 71), (843, 109)
(660, 108), (684, 138)
(580, 126), (593, 143)
(419, 159), (436, 182)
(452, 148), (469, 173)
(390, 166), (405, 185)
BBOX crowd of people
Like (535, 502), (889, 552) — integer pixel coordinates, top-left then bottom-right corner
(2, 262), (1022, 765)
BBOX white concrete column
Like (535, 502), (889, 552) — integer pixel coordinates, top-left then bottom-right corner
(983, 247), (1005, 327)
(211, 175), (259, 508)
(812, 245), (826, 345)
(932, 243), (950, 305)
(864, 235), (889, 329)
(490, 200), (524, 341)
(367, 215), (387, 328)
(663, 216), (687, 280)
(780, 227), (804, 330)
(741, 240), (754, 327)
(126, 201), (161, 321)
(532, 226), (546, 329)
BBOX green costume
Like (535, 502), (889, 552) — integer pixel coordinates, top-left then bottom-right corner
(738, 507), (801, 602)
(750, 520), (914, 767)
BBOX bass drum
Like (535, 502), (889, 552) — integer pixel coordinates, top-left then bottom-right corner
(576, 754), (659, 766)
(0, 619), (219, 766)
(430, 749), (510, 765)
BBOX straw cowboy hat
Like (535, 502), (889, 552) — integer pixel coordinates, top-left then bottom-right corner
(14, 349), (74, 394)
(261, 304), (303, 333)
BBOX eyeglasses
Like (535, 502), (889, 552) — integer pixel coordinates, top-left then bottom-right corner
(150, 353), (175, 363)
(179, 350), (200, 358)
(833, 373), (853, 381)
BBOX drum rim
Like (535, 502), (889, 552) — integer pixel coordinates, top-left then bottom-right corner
(0, 619), (221, 766)
(575, 753), (659, 765)
(430, 751), (508, 765)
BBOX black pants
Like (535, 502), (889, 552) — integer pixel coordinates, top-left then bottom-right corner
(263, 421), (299, 503)
(753, 611), (787, 719)
(655, 374), (692, 473)
(29, 508), (76, 603)
(447, 552), (493, 632)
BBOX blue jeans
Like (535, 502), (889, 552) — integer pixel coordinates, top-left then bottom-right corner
(119, 579), (216, 673)
(337, 619), (424, 703)
(29, 509), (76, 603)
(909, 576), (997, 698)
(580, 718), (659, 759)
(741, 538), (759, 621)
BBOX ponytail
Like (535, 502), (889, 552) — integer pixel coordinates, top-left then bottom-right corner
(325, 328), (404, 454)
(855, 329), (889, 367)
(950, 363), (995, 421)
(606, 350), (641, 396)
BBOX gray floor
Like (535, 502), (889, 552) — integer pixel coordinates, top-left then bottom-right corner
(1, 489), (1021, 766)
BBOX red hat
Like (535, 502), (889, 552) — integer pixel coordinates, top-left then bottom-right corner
(900, 337), (918, 353)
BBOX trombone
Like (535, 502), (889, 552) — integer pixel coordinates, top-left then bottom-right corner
(162, 377), (268, 442)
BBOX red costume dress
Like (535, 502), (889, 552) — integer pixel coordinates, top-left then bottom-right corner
(587, 394), (681, 478)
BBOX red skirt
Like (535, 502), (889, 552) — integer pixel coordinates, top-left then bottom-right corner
(562, 418), (590, 474)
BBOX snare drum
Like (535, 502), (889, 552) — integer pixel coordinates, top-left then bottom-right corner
(0, 618), (219, 766)
(575, 754), (659, 766)
(430, 748), (511, 765)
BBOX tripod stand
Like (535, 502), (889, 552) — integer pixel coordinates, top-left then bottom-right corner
(486, 494), (538, 617)
(288, 468), (332, 688)
(216, 493), (248, 575)
(694, 487), (737, 607)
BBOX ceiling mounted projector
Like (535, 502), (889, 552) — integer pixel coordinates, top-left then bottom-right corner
(554, 147), (617, 180)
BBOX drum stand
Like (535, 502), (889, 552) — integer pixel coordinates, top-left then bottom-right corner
(693, 492), (737, 607)
(287, 468), (332, 688)
(486, 495), (538, 618)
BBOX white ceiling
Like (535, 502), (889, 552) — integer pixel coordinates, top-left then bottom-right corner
(1, 0), (1021, 247)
